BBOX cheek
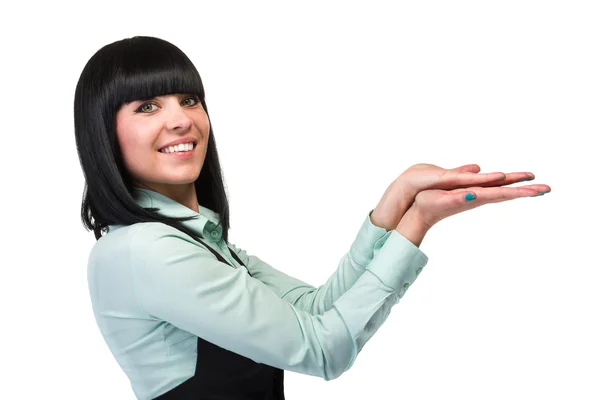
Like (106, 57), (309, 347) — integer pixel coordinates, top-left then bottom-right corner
(196, 110), (210, 132)
(118, 129), (157, 176)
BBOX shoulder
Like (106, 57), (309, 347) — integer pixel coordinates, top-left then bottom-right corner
(122, 223), (218, 269)
(88, 222), (185, 265)
(129, 222), (201, 250)
(89, 222), (215, 281)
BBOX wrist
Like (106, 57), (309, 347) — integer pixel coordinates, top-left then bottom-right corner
(395, 207), (430, 248)
(395, 178), (417, 213)
(371, 180), (416, 231)
(369, 208), (396, 231)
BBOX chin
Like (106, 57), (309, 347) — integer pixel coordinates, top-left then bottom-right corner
(169, 178), (199, 185)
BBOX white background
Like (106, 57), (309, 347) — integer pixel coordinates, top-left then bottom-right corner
(0, 1), (598, 399)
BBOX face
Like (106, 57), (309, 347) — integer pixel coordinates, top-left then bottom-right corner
(115, 93), (210, 197)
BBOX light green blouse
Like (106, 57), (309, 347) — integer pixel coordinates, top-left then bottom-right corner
(87, 188), (429, 399)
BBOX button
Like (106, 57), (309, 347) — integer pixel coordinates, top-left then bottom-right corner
(416, 267), (423, 275)
(404, 282), (409, 290)
(211, 230), (219, 238)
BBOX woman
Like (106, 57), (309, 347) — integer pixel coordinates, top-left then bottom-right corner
(74, 36), (551, 400)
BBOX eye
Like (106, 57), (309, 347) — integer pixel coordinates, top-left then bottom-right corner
(135, 95), (201, 113)
(136, 102), (157, 113)
(182, 95), (201, 107)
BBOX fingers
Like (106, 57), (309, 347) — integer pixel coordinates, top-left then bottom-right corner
(414, 182), (552, 226)
(455, 184), (551, 206)
(477, 172), (536, 188)
(441, 169), (540, 191)
(424, 185), (545, 223)
(439, 170), (506, 189)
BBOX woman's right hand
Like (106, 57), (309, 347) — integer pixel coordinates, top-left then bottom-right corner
(395, 181), (551, 246)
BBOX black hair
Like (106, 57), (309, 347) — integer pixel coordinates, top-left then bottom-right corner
(73, 36), (231, 243)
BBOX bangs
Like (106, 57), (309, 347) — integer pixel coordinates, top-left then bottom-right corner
(98, 36), (206, 109)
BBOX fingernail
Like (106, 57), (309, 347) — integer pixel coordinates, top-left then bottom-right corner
(465, 193), (476, 201)
(498, 176), (506, 180)
(518, 177), (535, 182)
(529, 191), (549, 197)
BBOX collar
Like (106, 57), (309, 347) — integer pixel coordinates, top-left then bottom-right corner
(131, 188), (223, 241)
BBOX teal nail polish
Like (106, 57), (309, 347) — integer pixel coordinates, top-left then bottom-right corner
(518, 177), (535, 182)
(498, 176), (506, 180)
(465, 193), (476, 201)
(530, 192), (549, 197)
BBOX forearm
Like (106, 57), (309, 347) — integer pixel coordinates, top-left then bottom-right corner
(229, 210), (390, 315)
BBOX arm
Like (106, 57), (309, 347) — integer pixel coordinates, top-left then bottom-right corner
(227, 209), (391, 315)
(129, 222), (428, 380)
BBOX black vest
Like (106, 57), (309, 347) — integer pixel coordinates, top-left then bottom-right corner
(154, 240), (285, 400)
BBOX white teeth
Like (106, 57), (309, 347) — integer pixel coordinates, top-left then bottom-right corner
(160, 142), (194, 153)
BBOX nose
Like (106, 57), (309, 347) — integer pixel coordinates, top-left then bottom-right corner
(165, 102), (193, 132)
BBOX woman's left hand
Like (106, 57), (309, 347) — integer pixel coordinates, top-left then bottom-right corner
(370, 163), (536, 231)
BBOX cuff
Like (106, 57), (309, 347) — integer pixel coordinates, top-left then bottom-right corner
(348, 209), (391, 268)
(366, 230), (429, 297)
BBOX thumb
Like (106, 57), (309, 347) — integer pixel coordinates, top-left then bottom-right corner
(430, 189), (478, 214)
(446, 189), (478, 208)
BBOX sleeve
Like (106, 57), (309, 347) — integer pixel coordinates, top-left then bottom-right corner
(129, 223), (429, 381)
(228, 209), (391, 315)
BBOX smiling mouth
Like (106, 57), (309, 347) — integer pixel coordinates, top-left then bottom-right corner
(158, 143), (196, 154)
